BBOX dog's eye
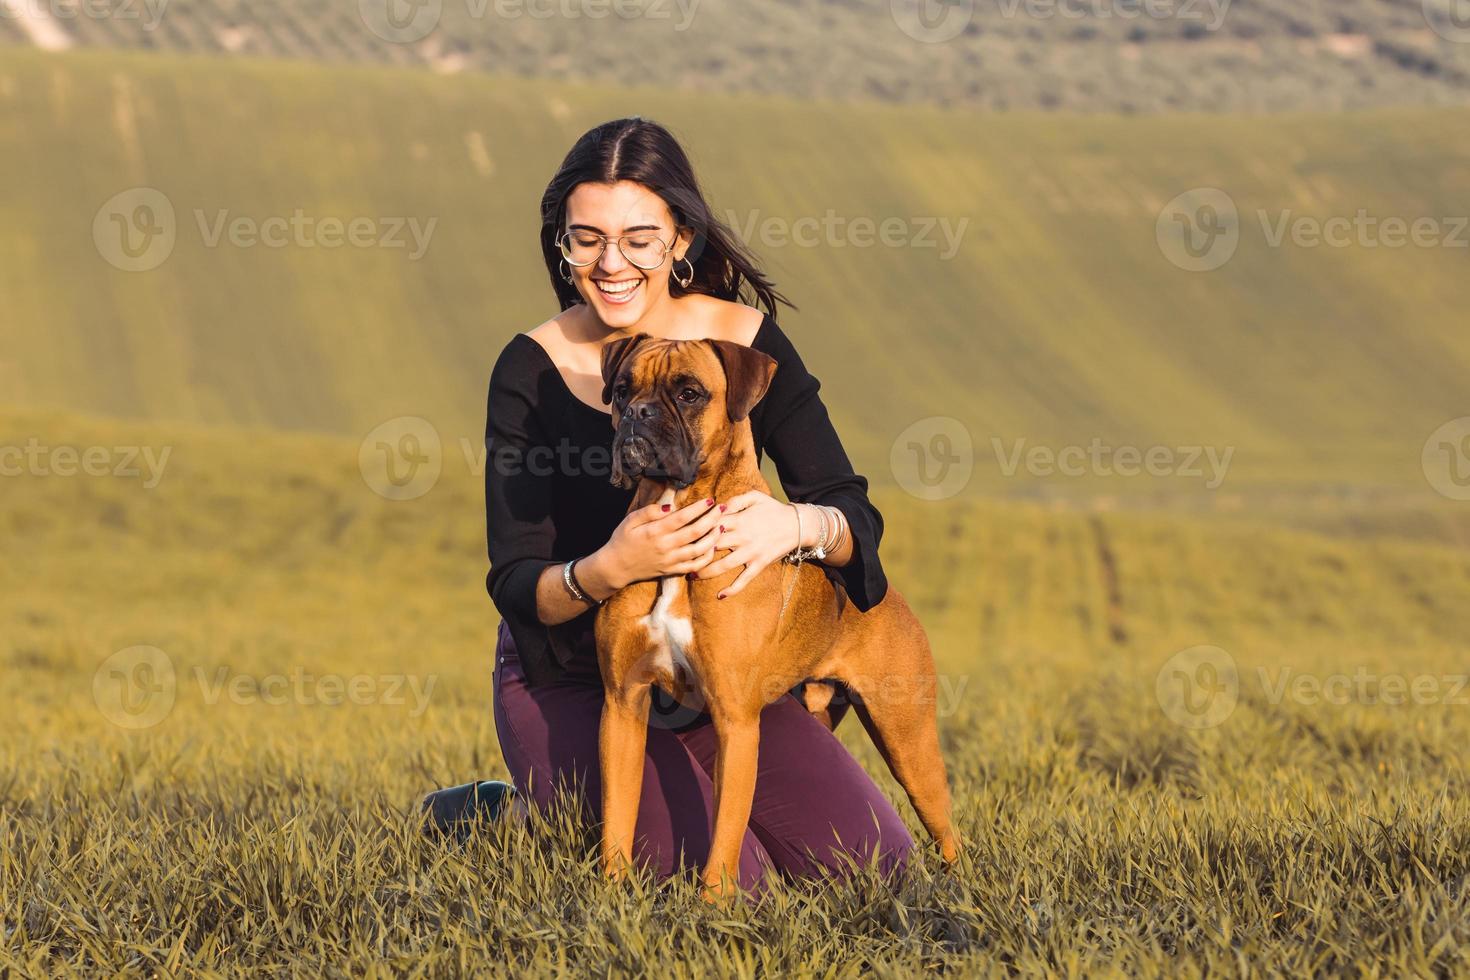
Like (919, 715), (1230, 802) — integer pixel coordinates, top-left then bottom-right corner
(677, 386), (702, 403)
(614, 382), (628, 402)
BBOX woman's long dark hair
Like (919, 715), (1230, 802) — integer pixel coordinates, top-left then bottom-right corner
(539, 117), (793, 317)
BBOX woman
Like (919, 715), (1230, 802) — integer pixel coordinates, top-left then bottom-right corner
(485, 117), (912, 894)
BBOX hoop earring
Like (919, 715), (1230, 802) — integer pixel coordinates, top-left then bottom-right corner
(558, 259), (575, 286)
(674, 256), (694, 289)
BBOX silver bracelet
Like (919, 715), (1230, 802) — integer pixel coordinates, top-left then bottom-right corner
(783, 502), (829, 564)
(821, 504), (846, 556)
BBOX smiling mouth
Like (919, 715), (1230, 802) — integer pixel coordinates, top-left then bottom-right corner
(594, 278), (642, 305)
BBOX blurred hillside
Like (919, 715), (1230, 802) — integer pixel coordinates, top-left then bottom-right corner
(3, 48), (1469, 502)
(6, 408), (1469, 675)
(1, 0), (1470, 113)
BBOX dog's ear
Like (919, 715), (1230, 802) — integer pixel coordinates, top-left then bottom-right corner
(600, 332), (651, 409)
(708, 340), (778, 423)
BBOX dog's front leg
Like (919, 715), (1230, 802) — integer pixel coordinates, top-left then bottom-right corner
(701, 713), (760, 902)
(599, 683), (651, 880)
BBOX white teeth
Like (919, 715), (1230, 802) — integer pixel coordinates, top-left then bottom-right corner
(593, 279), (640, 302)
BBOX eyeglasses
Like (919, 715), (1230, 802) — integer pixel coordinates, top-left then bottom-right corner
(558, 230), (675, 271)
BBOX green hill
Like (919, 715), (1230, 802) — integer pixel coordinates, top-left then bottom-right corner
(3, 48), (1470, 502)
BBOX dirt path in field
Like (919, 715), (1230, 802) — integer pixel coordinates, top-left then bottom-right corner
(1090, 516), (1129, 645)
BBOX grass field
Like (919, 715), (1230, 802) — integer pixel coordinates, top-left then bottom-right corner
(3, 410), (1469, 973)
(4, 43), (1470, 975)
(3, 48), (1470, 499)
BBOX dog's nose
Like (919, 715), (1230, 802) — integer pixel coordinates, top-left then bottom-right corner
(627, 400), (659, 422)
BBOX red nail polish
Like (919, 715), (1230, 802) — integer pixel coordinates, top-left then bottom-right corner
(686, 572), (696, 581)
(719, 503), (727, 512)
(706, 497), (714, 506)
(661, 504), (670, 512)
(716, 593), (726, 600)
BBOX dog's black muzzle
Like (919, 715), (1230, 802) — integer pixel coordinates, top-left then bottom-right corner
(611, 414), (699, 490)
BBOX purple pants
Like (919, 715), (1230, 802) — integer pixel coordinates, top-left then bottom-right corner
(492, 619), (914, 892)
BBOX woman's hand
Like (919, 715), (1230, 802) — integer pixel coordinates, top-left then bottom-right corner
(598, 496), (724, 588)
(692, 491), (803, 599)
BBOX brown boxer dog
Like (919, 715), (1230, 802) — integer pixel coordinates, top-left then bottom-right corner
(593, 332), (960, 901)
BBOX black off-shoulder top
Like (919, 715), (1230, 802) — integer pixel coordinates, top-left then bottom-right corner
(484, 312), (888, 688)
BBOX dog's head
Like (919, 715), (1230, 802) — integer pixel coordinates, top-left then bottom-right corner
(599, 333), (777, 490)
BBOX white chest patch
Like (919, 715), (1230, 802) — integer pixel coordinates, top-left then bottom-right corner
(639, 575), (696, 688)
